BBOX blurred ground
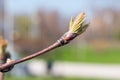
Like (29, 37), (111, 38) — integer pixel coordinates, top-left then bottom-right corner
(26, 60), (120, 79)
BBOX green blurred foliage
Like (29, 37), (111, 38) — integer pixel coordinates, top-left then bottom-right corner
(115, 31), (120, 40)
(5, 76), (109, 80)
(38, 44), (120, 63)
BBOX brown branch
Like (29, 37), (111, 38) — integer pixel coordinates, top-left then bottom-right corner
(0, 41), (62, 71)
(0, 32), (77, 71)
(0, 12), (89, 72)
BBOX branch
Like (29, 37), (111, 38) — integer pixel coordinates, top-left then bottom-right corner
(0, 12), (89, 71)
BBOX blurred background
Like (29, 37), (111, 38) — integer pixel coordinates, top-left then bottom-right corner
(0, 0), (120, 80)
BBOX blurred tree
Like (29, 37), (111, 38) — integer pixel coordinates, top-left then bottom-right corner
(36, 10), (65, 61)
(37, 10), (63, 46)
(14, 15), (31, 39)
(13, 15), (32, 56)
(87, 8), (120, 40)
(86, 8), (120, 51)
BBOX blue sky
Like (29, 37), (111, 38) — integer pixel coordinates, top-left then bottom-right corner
(6, 0), (120, 17)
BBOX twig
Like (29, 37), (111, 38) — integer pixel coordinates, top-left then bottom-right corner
(0, 12), (89, 72)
